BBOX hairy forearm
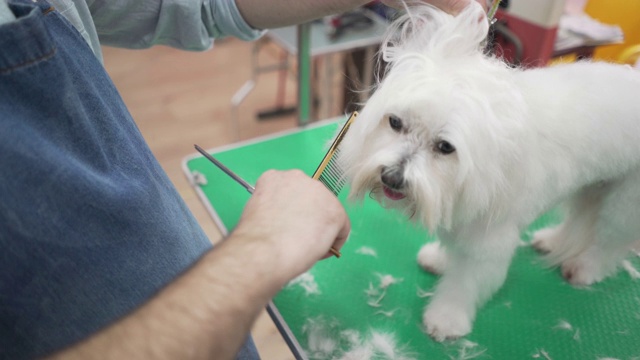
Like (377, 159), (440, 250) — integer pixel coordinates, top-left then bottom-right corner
(235, 0), (371, 29)
(47, 235), (288, 360)
(45, 169), (349, 359)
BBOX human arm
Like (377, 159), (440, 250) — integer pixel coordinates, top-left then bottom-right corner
(46, 169), (350, 360)
(234, 0), (487, 29)
(380, 0), (487, 14)
(87, 0), (264, 50)
(234, 0), (371, 30)
(87, 0), (485, 50)
(86, 0), (374, 50)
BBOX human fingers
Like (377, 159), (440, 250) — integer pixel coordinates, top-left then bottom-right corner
(236, 170), (350, 273)
(319, 212), (351, 260)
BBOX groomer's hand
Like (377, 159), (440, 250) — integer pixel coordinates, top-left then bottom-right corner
(381, 0), (487, 15)
(232, 170), (350, 282)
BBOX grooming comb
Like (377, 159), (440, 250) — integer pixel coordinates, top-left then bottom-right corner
(194, 139), (351, 258)
(195, 144), (255, 194)
(487, 0), (500, 25)
(312, 111), (358, 196)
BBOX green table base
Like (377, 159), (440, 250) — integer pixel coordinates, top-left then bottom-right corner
(184, 118), (640, 359)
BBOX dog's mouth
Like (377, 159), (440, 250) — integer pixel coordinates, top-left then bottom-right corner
(382, 186), (406, 200)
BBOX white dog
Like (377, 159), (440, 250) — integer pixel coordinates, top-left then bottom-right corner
(338, 2), (640, 342)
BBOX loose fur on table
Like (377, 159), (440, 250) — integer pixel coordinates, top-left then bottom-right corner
(365, 273), (404, 308)
(301, 317), (416, 360)
(287, 272), (321, 296)
(356, 246), (379, 257)
(338, 1), (640, 341)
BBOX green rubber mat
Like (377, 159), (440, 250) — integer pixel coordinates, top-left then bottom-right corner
(183, 117), (640, 359)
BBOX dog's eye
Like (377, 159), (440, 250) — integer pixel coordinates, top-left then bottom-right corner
(436, 140), (456, 154)
(388, 115), (403, 132)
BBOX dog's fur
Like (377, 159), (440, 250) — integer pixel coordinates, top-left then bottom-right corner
(338, 2), (640, 341)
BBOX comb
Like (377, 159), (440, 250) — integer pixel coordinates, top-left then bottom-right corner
(487, 0), (500, 24)
(195, 145), (255, 194)
(312, 111), (358, 196)
(194, 137), (353, 258)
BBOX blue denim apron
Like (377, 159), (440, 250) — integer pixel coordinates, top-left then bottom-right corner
(0, 1), (259, 358)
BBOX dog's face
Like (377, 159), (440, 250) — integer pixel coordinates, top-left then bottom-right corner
(338, 3), (526, 231)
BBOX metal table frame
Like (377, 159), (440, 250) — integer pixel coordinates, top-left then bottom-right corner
(230, 10), (389, 137)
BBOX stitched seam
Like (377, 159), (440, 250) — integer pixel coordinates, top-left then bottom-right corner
(0, 47), (57, 75)
(43, 6), (55, 15)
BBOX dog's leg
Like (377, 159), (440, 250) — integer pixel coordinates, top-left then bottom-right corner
(417, 241), (447, 275)
(532, 186), (603, 260)
(423, 224), (519, 341)
(561, 172), (640, 286)
(561, 243), (630, 286)
(532, 225), (565, 255)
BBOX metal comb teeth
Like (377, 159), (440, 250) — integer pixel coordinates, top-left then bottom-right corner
(317, 149), (347, 196)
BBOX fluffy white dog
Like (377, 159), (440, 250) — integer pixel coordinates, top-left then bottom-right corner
(338, 2), (640, 342)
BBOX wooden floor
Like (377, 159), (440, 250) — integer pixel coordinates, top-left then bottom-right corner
(102, 38), (331, 360)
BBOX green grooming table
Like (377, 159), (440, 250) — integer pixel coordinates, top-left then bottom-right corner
(183, 117), (640, 359)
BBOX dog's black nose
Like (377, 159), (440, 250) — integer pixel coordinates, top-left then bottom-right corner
(381, 166), (404, 190)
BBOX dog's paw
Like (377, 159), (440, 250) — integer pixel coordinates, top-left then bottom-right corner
(561, 252), (610, 286)
(417, 242), (447, 275)
(531, 227), (561, 254)
(422, 303), (472, 342)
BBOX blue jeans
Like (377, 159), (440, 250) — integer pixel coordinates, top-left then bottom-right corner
(0, 1), (260, 359)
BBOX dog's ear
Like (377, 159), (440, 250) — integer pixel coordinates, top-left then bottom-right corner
(381, 2), (488, 65)
(443, 2), (490, 55)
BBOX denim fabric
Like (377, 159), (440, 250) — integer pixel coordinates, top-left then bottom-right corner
(48, 0), (103, 60)
(0, 1), (259, 359)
